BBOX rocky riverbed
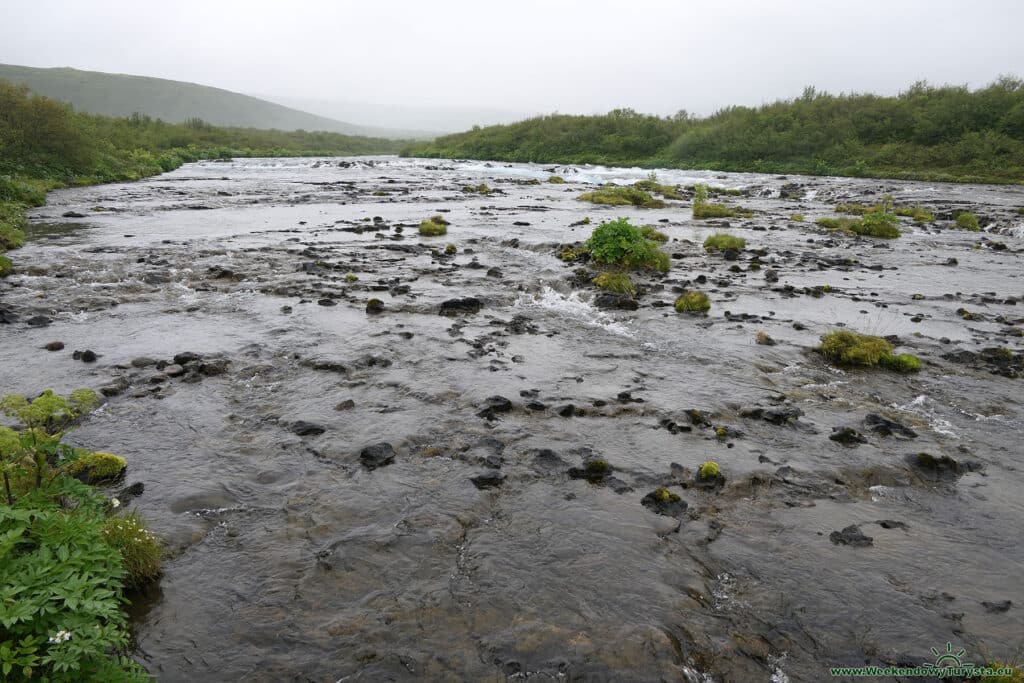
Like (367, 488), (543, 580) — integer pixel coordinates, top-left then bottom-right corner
(1, 157), (1022, 682)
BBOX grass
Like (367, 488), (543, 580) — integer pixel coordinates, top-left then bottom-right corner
(703, 233), (746, 251)
(103, 512), (163, 588)
(819, 330), (921, 372)
(548, 175), (566, 184)
(691, 182), (750, 219)
(593, 272), (636, 295)
(790, 213), (805, 222)
(674, 290), (710, 313)
(0, 254), (11, 277)
(639, 225), (668, 242)
(956, 211), (981, 231)
(578, 185), (666, 208)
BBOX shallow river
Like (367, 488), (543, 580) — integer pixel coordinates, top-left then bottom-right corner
(1, 157), (1022, 682)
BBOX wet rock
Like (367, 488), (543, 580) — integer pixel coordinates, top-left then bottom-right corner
(439, 297), (482, 316)
(360, 442), (395, 470)
(131, 357), (158, 368)
(864, 413), (917, 438)
(470, 470), (505, 489)
(72, 349), (98, 363)
(556, 404), (578, 418)
(0, 308), (18, 324)
(173, 352), (201, 366)
(641, 488), (688, 517)
(317, 298), (338, 306)
(877, 520), (909, 530)
(26, 315), (52, 327)
(740, 405), (804, 426)
(829, 525), (873, 547)
(365, 298), (385, 314)
(764, 269), (779, 283)
(477, 395), (513, 420)
(99, 378), (130, 397)
(910, 452), (982, 479)
(164, 364), (185, 377)
(981, 600), (1012, 613)
(686, 409), (713, 427)
(335, 399), (355, 410)
(723, 247), (740, 261)
(62, 211), (87, 218)
(199, 359), (229, 376)
(291, 421), (326, 436)
(829, 427), (867, 446)
(568, 458), (612, 483)
(942, 347), (1023, 378)
(113, 482), (145, 505)
(44, 341), (65, 351)
(593, 293), (638, 311)
(505, 315), (538, 334)
(208, 266), (242, 280)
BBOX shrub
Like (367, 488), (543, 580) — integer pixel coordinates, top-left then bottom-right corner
(0, 254), (11, 277)
(592, 272), (636, 295)
(585, 218), (670, 272)
(633, 177), (683, 199)
(956, 212), (980, 231)
(102, 512), (162, 588)
(418, 219), (447, 236)
(0, 177), (47, 206)
(693, 202), (739, 219)
(819, 330), (921, 372)
(674, 291), (710, 313)
(703, 233), (746, 251)
(578, 186), (665, 208)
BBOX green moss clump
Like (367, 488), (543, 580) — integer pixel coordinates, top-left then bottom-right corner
(103, 512), (163, 588)
(633, 178), (683, 199)
(652, 487), (681, 503)
(419, 219), (448, 236)
(578, 185), (666, 208)
(790, 213), (805, 222)
(819, 330), (921, 372)
(345, 273), (358, 282)
(703, 233), (746, 252)
(698, 461), (721, 480)
(366, 298), (384, 314)
(639, 225), (668, 242)
(0, 254), (11, 277)
(444, 243), (457, 255)
(693, 202), (739, 219)
(853, 211), (900, 238)
(593, 272), (636, 295)
(548, 175), (566, 184)
(558, 245), (587, 262)
(956, 212), (980, 231)
(881, 353), (922, 373)
(674, 290), (710, 313)
(68, 451), (127, 483)
(585, 217), (670, 272)
(462, 183), (492, 194)
(585, 459), (611, 478)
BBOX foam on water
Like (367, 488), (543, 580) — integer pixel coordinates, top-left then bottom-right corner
(517, 286), (636, 337)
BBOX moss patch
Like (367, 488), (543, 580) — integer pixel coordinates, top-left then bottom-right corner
(819, 330), (921, 372)
(703, 233), (746, 252)
(674, 291), (710, 313)
(578, 186), (666, 208)
(68, 451), (126, 483)
(593, 272), (636, 295)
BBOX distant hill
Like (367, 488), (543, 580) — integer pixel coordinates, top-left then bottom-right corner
(0, 63), (413, 139)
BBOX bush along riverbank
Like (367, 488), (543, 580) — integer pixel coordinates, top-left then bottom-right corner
(0, 389), (160, 681)
(401, 77), (1024, 185)
(0, 79), (404, 276)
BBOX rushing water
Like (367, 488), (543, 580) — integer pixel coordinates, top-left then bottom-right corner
(1, 157), (1022, 682)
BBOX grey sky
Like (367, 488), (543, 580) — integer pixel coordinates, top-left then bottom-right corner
(3, 0), (1023, 119)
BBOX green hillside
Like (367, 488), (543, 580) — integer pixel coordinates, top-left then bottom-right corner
(0, 63), (406, 138)
(402, 78), (1024, 184)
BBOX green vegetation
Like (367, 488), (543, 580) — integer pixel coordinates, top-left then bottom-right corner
(633, 173), (684, 199)
(418, 215), (449, 236)
(956, 211), (981, 230)
(698, 461), (721, 480)
(674, 290), (711, 313)
(703, 233), (746, 252)
(816, 212), (900, 238)
(790, 213), (805, 222)
(585, 218), (670, 272)
(651, 487), (681, 503)
(462, 183), (491, 194)
(67, 452), (126, 483)
(819, 330), (921, 372)
(578, 185), (665, 208)
(0, 389), (158, 680)
(402, 78), (1024, 184)
(0, 253), (11, 277)
(592, 271), (636, 295)
(691, 183), (749, 219)
(444, 243), (457, 255)
(639, 225), (668, 242)
(548, 175), (566, 184)
(979, 663), (1022, 683)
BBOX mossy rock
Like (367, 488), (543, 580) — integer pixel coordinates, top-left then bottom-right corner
(819, 330), (921, 373)
(366, 298), (385, 314)
(703, 233), (746, 252)
(694, 461), (726, 489)
(955, 212), (980, 231)
(419, 220), (447, 236)
(640, 487), (688, 517)
(593, 272), (636, 295)
(68, 451), (126, 484)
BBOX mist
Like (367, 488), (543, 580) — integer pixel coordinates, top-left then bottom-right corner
(2, 0), (1023, 127)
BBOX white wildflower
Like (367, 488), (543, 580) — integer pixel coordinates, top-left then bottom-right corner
(48, 630), (72, 644)
(110, 498), (121, 508)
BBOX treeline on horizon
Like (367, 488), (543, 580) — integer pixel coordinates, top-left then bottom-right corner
(402, 77), (1024, 184)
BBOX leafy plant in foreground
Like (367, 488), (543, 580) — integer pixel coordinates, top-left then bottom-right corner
(585, 218), (669, 272)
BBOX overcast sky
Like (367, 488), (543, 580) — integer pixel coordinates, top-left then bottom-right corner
(2, 0), (1022, 119)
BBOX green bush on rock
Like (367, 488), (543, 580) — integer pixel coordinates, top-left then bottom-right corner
(674, 290), (710, 313)
(956, 212), (980, 231)
(593, 272), (636, 295)
(578, 186), (666, 208)
(703, 233), (746, 252)
(418, 216), (448, 236)
(585, 217), (670, 272)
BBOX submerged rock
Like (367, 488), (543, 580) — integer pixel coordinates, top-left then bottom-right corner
(864, 413), (917, 438)
(641, 487), (688, 517)
(593, 293), (638, 311)
(360, 442), (396, 470)
(829, 427), (868, 446)
(829, 525), (873, 547)
(439, 297), (482, 316)
(291, 421), (326, 436)
(470, 470), (505, 489)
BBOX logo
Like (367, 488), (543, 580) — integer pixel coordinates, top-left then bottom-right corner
(926, 642), (973, 670)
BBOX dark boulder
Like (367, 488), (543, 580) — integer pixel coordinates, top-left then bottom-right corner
(439, 297), (482, 316)
(360, 442), (396, 470)
(829, 525), (873, 547)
